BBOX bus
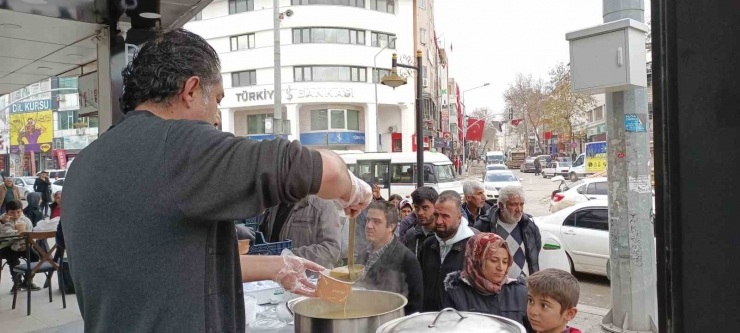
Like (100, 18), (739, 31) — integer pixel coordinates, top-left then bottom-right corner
(486, 151), (506, 165)
(336, 151), (463, 199)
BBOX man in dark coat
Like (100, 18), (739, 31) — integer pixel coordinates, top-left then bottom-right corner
(419, 191), (477, 312)
(462, 181), (493, 227)
(34, 171), (52, 217)
(357, 201), (423, 314)
(474, 186), (542, 279)
(401, 187), (439, 258)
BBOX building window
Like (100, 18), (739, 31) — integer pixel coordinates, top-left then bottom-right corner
(369, 0), (394, 13)
(229, 0), (254, 14)
(294, 66), (366, 82)
(191, 11), (202, 21)
(58, 110), (79, 130)
(419, 0), (425, 9)
(311, 109), (360, 131)
(58, 77), (78, 90)
(230, 34), (255, 51)
(291, 0), (364, 7)
(420, 28), (427, 44)
(593, 106), (604, 121)
(231, 70), (257, 87)
(371, 32), (395, 48)
(292, 28), (365, 45)
(372, 68), (390, 83)
(247, 114), (268, 134)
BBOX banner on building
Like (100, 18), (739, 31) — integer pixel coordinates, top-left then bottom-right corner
(10, 99), (53, 153)
(78, 71), (99, 114)
(54, 150), (67, 170)
(585, 141), (607, 173)
(465, 118), (486, 142)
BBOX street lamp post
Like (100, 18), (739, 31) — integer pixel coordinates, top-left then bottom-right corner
(461, 83), (490, 175)
(373, 37), (397, 152)
(381, 51), (424, 188)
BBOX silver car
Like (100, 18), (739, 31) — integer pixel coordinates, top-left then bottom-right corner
(13, 177), (38, 201)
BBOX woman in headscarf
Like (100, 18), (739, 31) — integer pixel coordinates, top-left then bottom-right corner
(442, 233), (529, 327)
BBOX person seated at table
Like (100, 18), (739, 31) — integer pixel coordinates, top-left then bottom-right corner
(23, 192), (44, 227)
(0, 200), (39, 292)
(356, 200), (423, 314)
(442, 232), (528, 327)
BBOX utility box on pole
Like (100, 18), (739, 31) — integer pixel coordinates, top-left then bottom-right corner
(566, 19), (649, 95)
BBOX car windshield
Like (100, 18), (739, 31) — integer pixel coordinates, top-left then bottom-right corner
(486, 173), (517, 182)
(487, 165), (506, 170)
(558, 162), (572, 167)
(434, 164), (456, 182)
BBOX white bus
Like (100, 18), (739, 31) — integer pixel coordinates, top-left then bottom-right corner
(336, 151), (463, 199)
(486, 151), (506, 165)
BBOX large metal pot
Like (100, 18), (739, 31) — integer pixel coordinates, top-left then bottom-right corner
(291, 290), (407, 333)
(376, 308), (527, 333)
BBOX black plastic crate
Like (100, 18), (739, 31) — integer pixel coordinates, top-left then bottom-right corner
(247, 231), (292, 256)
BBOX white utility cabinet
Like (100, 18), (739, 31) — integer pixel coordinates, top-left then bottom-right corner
(566, 18), (649, 95)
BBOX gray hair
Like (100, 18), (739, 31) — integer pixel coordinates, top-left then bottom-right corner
(437, 190), (462, 213)
(120, 28), (222, 112)
(462, 181), (484, 196)
(498, 186), (525, 205)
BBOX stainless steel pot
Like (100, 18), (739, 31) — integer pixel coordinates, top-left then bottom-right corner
(291, 290), (407, 333)
(375, 308), (527, 333)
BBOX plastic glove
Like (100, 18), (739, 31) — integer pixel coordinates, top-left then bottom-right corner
(335, 170), (372, 218)
(274, 249), (325, 297)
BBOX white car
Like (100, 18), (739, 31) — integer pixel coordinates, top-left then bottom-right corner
(536, 200), (610, 276)
(482, 171), (523, 202)
(13, 177), (38, 200)
(486, 164), (508, 172)
(549, 177), (608, 213)
(542, 161), (572, 179)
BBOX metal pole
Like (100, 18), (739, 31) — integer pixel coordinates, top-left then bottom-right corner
(601, 0), (657, 332)
(462, 92), (466, 175)
(415, 50), (424, 188)
(273, 0), (282, 136)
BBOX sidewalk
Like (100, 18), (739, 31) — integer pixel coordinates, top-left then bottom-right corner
(573, 304), (609, 333)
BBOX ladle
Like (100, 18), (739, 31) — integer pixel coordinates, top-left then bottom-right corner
(330, 217), (365, 282)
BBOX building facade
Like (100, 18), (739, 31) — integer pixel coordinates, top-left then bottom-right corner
(186, 0), (435, 153)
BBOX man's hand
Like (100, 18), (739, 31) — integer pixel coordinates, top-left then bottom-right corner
(0, 215), (8, 223)
(274, 250), (325, 297)
(336, 170), (371, 218)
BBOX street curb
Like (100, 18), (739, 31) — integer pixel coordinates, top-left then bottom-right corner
(578, 304), (609, 316)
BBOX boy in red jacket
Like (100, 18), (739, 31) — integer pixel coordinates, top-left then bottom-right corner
(526, 269), (582, 333)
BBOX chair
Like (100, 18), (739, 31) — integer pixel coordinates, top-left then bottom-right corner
(11, 231), (66, 316)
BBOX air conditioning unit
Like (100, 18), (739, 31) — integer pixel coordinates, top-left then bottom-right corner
(423, 78), (429, 88)
(388, 126), (397, 133)
(57, 95), (65, 101)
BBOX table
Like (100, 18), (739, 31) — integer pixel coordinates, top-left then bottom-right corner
(245, 304), (294, 333)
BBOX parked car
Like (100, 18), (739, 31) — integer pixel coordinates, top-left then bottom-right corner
(486, 164), (508, 172)
(542, 161), (572, 179)
(13, 177), (38, 201)
(483, 170), (523, 198)
(51, 178), (64, 194)
(36, 169), (67, 179)
(549, 177), (608, 213)
(535, 200), (610, 276)
(520, 157), (537, 173)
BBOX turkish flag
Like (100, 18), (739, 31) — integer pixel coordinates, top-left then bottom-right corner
(466, 118), (485, 142)
(511, 119), (525, 126)
(544, 131), (552, 140)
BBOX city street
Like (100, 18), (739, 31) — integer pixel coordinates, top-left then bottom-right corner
(466, 164), (612, 309)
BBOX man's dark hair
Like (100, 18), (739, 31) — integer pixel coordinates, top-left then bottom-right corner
(410, 186), (438, 206)
(388, 194), (403, 202)
(367, 200), (400, 228)
(436, 190), (462, 213)
(120, 28), (222, 113)
(6, 200), (22, 211)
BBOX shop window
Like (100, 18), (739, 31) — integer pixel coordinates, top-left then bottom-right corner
(293, 28), (364, 45)
(371, 32), (395, 48)
(247, 114), (269, 134)
(232, 70), (257, 87)
(311, 109), (360, 131)
(230, 34), (255, 51)
(229, 0), (254, 14)
(291, 0), (364, 7)
(392, 138), (402, 152)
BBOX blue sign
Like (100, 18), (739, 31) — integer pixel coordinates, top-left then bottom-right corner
(299, 131), (365, 146)
(10, 99), (52, 113)
(624, 114), (647, 132)
(246, 134), (288, 141)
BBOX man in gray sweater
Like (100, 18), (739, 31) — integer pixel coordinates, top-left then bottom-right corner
(63, 28), (371, 333)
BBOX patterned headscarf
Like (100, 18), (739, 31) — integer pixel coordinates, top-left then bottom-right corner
(461, 233), (515, 295)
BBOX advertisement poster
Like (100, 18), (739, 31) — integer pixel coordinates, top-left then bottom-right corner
(10, 99), (53, 153)
(585, 141), (607, 173)
(54, 150), (67, 170)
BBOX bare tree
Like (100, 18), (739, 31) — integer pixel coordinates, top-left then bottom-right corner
(545, 63), (595, 148)
(504, 74), (549, 154)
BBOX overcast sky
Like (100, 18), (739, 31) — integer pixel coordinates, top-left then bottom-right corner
(435, 0), (651, 115)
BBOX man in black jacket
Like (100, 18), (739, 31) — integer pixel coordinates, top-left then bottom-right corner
(419, 190), (477, 312)
(357, 201), (423, 314)
(474, 186), (542, 279)
(34, 171), (52, 217)
(403, 186), (438, 257)
(461, 181), (492, 227)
